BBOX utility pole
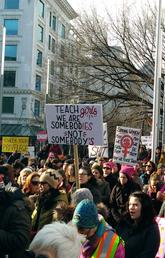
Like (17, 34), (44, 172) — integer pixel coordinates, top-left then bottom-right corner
(151, 0), (162, 162)
(0, 26), (6, 136)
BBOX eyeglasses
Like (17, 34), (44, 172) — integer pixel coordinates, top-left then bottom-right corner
(103, 167), (110, 169)
(31, 181), (39, 186)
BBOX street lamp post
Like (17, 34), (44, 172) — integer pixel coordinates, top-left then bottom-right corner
(151, 0), (162, 162)
(0, 26), (6, 136)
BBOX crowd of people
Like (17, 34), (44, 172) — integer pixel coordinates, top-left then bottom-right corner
(0, 143), (164, 258)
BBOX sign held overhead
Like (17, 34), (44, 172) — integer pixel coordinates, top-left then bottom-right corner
(46, 104), (104, 146)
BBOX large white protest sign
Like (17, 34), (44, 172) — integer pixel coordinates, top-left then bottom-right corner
(46, 104), (104, 145)
(88, 123), (109, 158)
(113, 126), (141, 165)
(141, 136), (152, 149)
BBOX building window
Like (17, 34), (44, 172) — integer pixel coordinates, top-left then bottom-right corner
(38, 0), (44, 18)
(4, 19), (18, 35)
(49, 82), (54, 97)
(4, 71), (16, 87)
(35, 75), (41, 91)
(2, 97), (14, 114)
(52, 16), (56, 31)
(52, 38), (55, 53)
(48, 35), (51, 50)
(60, 44), (65, 59)
(34, 99), (40, 117)
(60, 67), (64, 79)
(5, 45), (17, 61)
(36, 49), (42, 67)
(49, 12), (52, 27)
(50, 60), (54, 76)
(61, 24), (65, 39)
(4, 0), (19, 9)
(37, 25), (43, 42)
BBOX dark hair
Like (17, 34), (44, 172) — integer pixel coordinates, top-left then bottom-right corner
(80, 165), (92, 176)
(128, 191), (155, 224)
(147, 161), (156, 173)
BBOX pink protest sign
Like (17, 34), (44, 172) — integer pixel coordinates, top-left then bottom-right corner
(156, 217), (165, 258)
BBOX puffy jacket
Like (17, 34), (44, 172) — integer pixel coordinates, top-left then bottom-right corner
(0, 187), (31, 258)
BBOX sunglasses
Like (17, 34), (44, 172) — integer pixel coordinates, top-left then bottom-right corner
(31, 181), (39, 186)
(39, 181), (48, 185)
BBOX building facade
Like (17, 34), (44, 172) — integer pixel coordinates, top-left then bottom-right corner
(0, 0), (77, 139)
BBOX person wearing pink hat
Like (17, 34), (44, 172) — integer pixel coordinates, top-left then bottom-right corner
(109, 164), (141, 227)
(103, 162), (118, 194)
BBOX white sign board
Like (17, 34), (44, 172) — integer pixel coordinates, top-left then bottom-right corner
(46, 104), (104, 145)
(141, 136), (152, 149)
(88, 123), (108, 158)
(113, 126), (141, 165)
(28, 146), (35, 157)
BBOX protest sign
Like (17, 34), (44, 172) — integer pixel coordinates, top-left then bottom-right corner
(141, 136), (152, 149)
(37, 130), (48, 142)
(2, 137), (29, 153)
(46, 104), (104, 145)
(113, 126), (141, 165)
(88, 123), (108, 158)
(156, 217), (165, 258)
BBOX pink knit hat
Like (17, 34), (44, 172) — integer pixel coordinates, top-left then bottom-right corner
(103, 161), (115, 169)
(120, 165), (135, 178)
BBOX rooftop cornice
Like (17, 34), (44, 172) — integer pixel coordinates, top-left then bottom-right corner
(55, 0), (78, 20)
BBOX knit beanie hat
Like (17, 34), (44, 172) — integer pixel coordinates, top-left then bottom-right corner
(120, 165), (135, 179)
(39, 173), (55, 188)
(72, 199), (99, 229)
(71, 188), (93, 206)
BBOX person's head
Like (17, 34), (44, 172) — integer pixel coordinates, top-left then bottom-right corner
(23, 172), (40, 194)
(102, 162), (113, 176)
(39, 171), (56, 194)
(91, 164), (103, 179)
(157, 163), (165, 176)
(72, 199), (99, 238)
(78, 166), (92, 185)
(39, 169), (61, 193)
(71, 188), (93, 206)
(17, 167), (33, 187)
(145, 161), (156, 174)
(128, 191), (155, 223)
(66, 164), (75, 178)
(29, 222), (83, 258)
(62, 159), (73, 172)
(119, 165), (135, 185)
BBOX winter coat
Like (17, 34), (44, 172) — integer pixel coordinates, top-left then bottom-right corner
(32, 188), (68, 231)
(0, 187), (31, 258)
(117, 217), (160, 258)
(80, 177), (101, 204)
(97, 179), (110, 205)
(110, 180), (141, 224)
(104, 173), (118, 193)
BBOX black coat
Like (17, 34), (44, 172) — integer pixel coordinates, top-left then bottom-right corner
(117, 217), (160, 258)
(0, 187), (31, 258)
(80, 177), (101, 204)
(110, 180), (141, 224)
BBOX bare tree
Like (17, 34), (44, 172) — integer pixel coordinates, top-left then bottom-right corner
(49, 2), (165, 141)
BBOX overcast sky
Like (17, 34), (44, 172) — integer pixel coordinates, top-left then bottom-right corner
(68, 0), (164, 17)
